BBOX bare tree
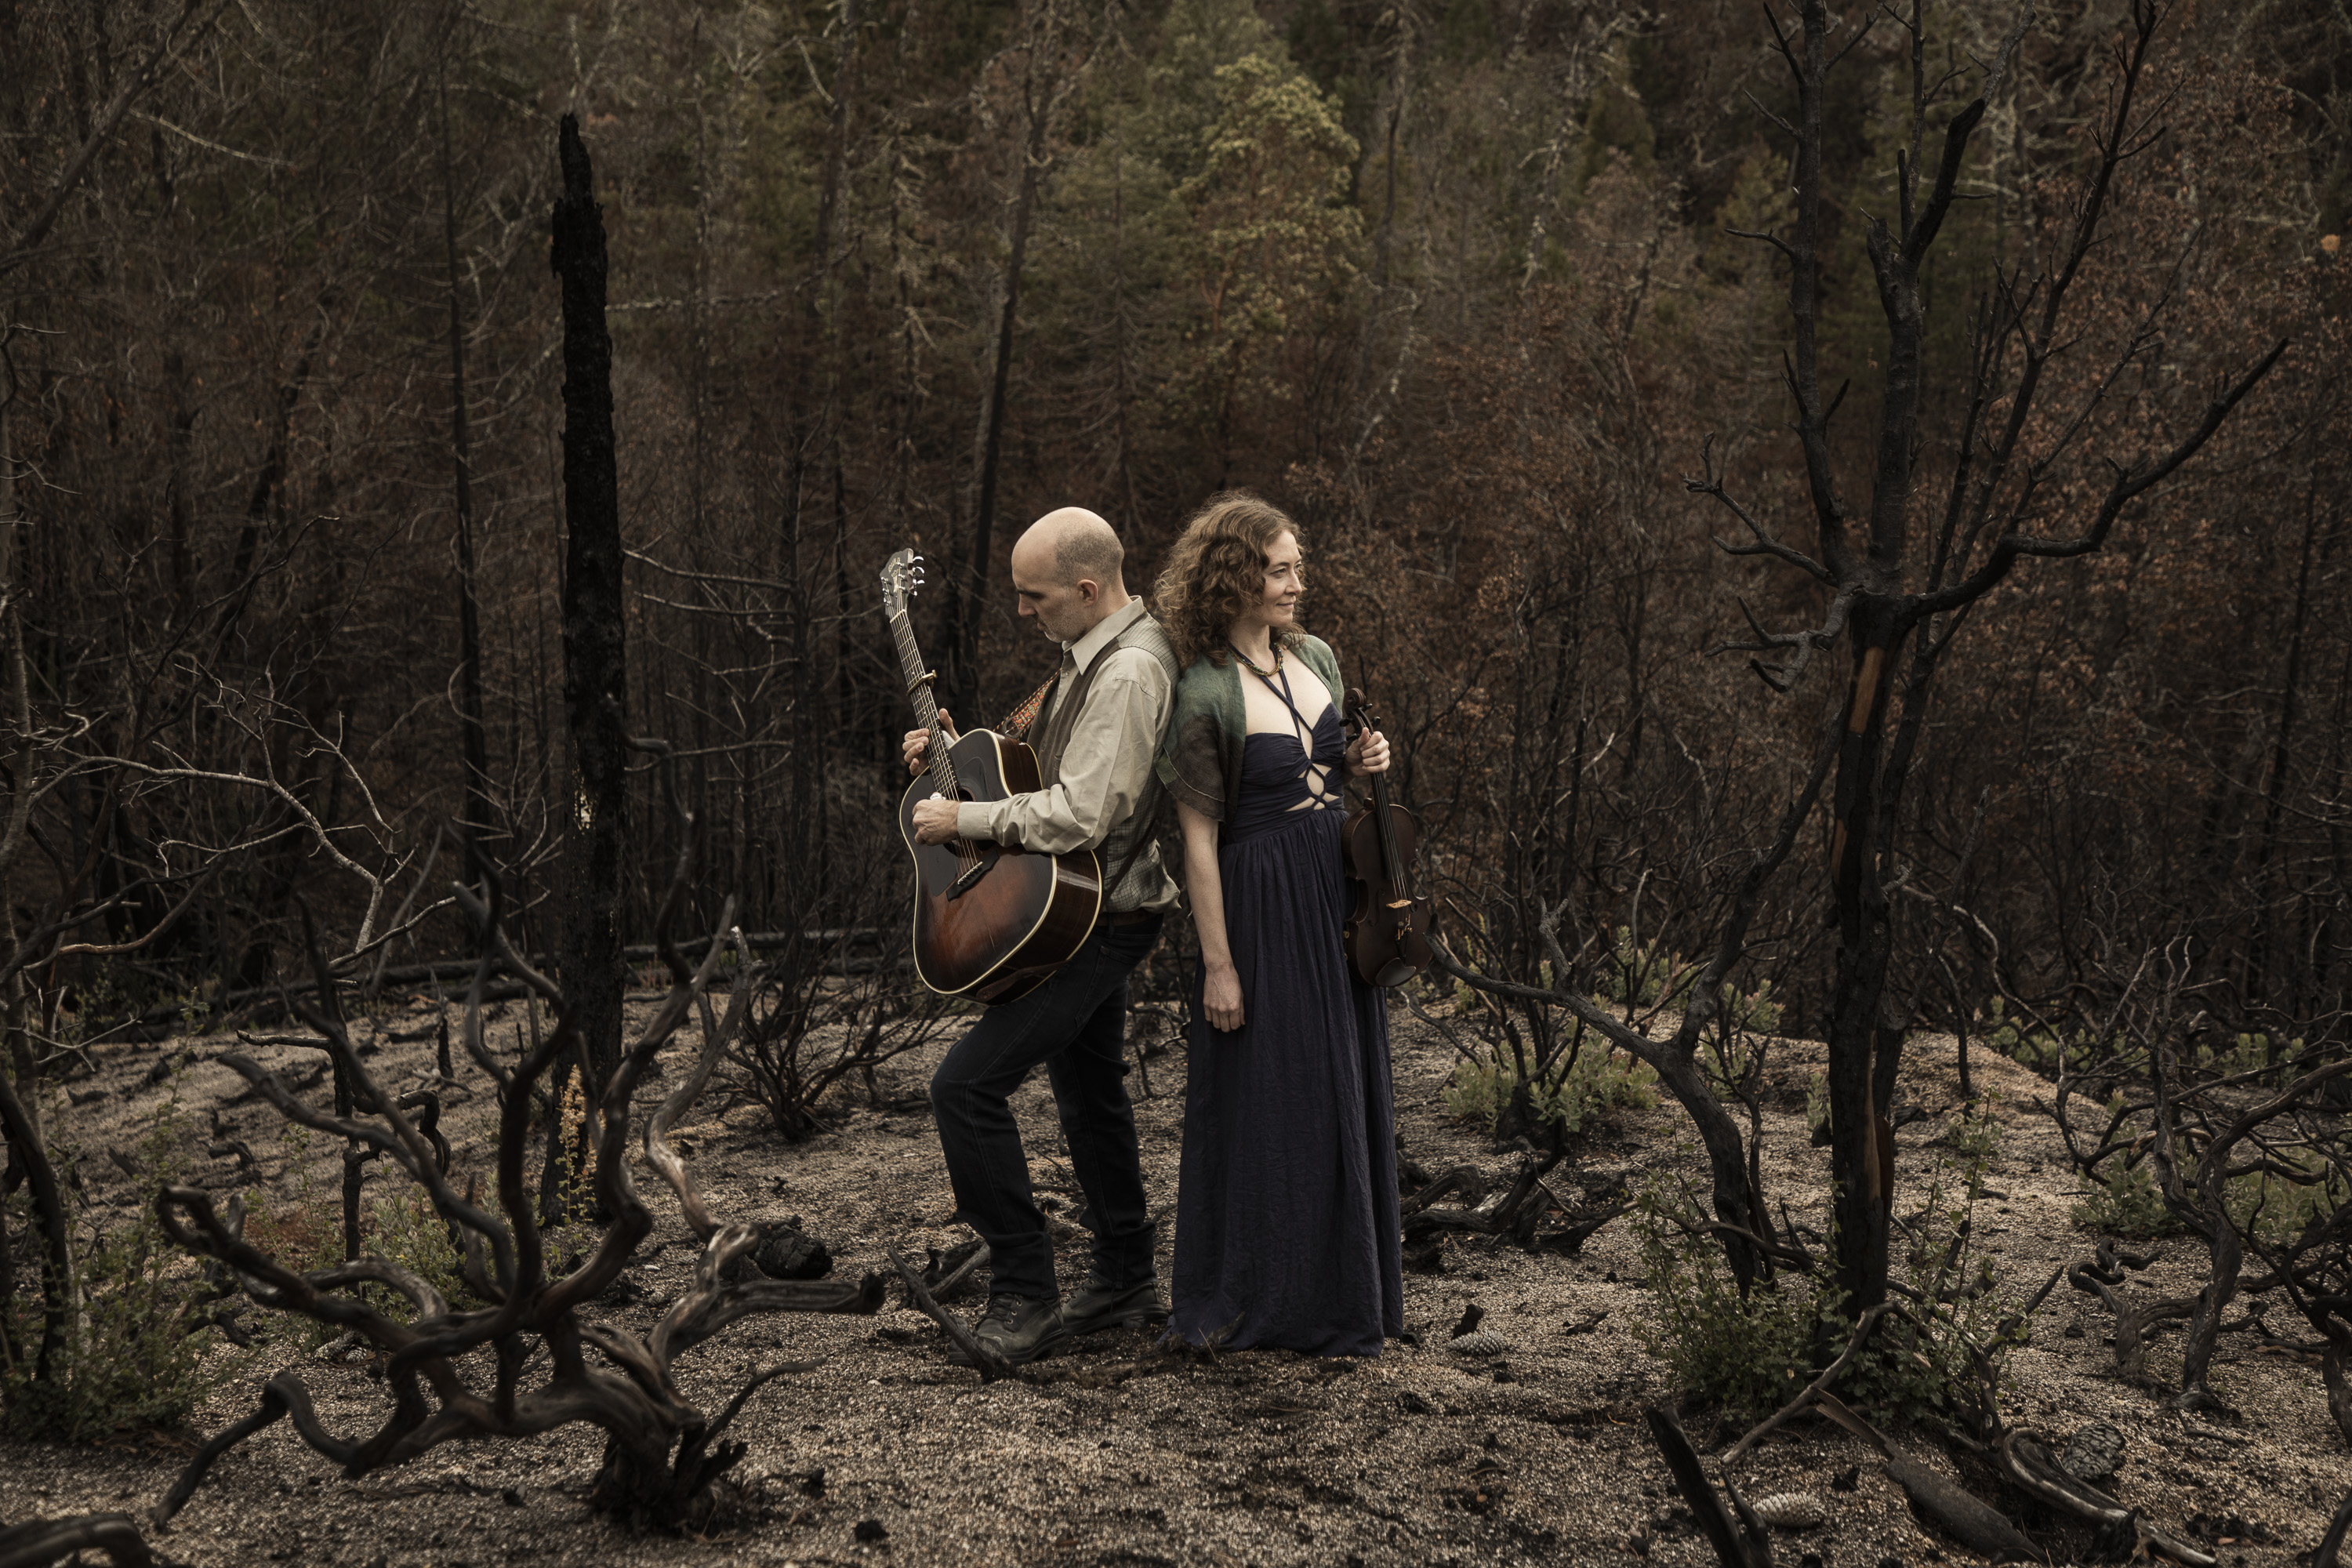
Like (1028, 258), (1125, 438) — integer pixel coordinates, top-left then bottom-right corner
(551, 113), (631, 1093)
(1690, 0), (2284, 1313)
(938, 0), (1092, 721)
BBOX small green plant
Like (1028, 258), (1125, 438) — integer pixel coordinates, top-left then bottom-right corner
(2071, 1157), (2182, 1239)
(173, 980), (220, 1036)
(1864, 1163), (2026, 1430)
(362, 1185), (475, 1319)
(1803, 1070), (1830, 1142)
(1443, 1039), (1657, 1135)
(1632, 1180), (1838, 1426)
(1976, 996), (2113, 1073)
(537, 1067), (604, 1257)
(2223, 1148), (2343, 1247)
(54, 969), (129, 1051)
(1940, 1093), (2003, 1178)
(1598, 927), (1782, 1033)
(5, 1083), (237, 1439)
(2196, 1032), (2291, 1079)
(1635, 1159), (2024, 1435)
(3, 1202), (228, 1440)
(240, 1122), (346, 1349)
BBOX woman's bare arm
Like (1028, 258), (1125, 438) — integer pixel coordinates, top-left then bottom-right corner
(1179, 799), (1243, 1033)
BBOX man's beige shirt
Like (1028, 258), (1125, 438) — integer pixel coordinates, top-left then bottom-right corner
(953, 600), (1179, 913)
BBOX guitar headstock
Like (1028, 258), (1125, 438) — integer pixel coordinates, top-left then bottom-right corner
(880, 549), (924, 619)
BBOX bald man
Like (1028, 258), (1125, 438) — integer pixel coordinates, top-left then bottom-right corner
(902, 506), (1180, 1366)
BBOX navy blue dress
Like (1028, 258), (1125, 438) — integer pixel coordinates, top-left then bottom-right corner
(1169, 704), (1404, 1356)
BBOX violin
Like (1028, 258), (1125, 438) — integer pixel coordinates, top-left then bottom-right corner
(1341, 688), (1433, 988)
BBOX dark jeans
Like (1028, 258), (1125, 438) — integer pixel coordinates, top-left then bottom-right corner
(929, 914), (1163, 1304)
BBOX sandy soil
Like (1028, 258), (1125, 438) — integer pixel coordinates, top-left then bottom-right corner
(3, 988), (2347, 1568)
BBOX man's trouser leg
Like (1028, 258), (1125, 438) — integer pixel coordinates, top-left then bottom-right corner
(928, 916), (1161, 1301)
(1045, 918), (1161, 1291)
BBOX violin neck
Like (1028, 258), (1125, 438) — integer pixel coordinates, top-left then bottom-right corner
(1354, 705), (1410, 892)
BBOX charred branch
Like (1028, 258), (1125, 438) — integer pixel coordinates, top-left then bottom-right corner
(155, 844), (883, 1532)
(0, 1511), (166, 1567)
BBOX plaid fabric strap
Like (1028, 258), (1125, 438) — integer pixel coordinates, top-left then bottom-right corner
(996, 673), (1058, 742)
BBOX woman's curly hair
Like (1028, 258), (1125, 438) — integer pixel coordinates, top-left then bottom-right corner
(1152, 491), (1305, 670)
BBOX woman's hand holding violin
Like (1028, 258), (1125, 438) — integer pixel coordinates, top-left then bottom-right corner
(1346, 727), (1390, 775)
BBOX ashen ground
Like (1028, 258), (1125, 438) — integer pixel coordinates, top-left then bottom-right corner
(4, 989), (2348, 1567)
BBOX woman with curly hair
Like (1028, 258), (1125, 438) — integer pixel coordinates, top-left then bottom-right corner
(1152, 490), (1403, 1356)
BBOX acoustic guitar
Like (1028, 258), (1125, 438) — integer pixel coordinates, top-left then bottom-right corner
(880, 549), (1102, 1005)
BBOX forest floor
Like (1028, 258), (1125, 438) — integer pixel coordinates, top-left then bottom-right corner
(2, 989), (2348, 1568)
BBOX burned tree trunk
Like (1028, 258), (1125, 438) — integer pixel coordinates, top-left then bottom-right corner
(941, 121), (1045, 724)
(939, 11), (1067, 723)
(550, 113), (629, 1090)
(1694, 0), (2283, 1319)
(441, 47), (492, 854)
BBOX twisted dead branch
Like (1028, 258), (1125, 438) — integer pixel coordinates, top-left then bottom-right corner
(154, 838), (883, 1532)
(2064, 1241), (2197, 1388)
(0, 1512), (167, 1568)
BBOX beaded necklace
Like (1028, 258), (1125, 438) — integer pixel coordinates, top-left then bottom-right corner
(1227, 638), (1283, 678)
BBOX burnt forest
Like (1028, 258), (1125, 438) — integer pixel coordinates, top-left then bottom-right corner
(1, 0), (2350, 1564)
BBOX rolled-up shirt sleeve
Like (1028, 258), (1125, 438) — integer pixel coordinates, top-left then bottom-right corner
(954, 648), (1171, 853)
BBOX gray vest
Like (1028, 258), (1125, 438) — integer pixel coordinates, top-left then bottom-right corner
(1031, 611), (1180, 910)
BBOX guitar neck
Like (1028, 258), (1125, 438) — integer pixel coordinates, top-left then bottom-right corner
(887, 606), (958, 797)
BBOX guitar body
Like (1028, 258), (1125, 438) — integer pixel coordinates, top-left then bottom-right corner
(897, 728), (1102, 1005)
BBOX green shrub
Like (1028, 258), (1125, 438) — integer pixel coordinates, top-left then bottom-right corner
(2223, 1149), (2342, 1246)
(1940, 1094), (2002, 1175)
(3, 1201), (229, 1440)
(2071, 1158), (2182, 1239)
(1803, 1070), (1830, 1142)
(1598, 927), (1782, 1033)
(5, 1089), (236, 1439)
(1864, 1166), (2026, 1430)
(362, 1186), (477, 1319)
(1632, 1183), (1836, 1427)
(1975, 996), (2116, 1073)
(2197, 1032), (2290, 1078)
(245, 1116), (507, 1333)
(1635, 1160), (2024, 1435)
(2068, 1128), (2340, 1245)
(1443, 1039), (1657, 1135)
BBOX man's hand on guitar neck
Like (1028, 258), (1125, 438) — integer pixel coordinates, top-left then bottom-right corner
(905, 711), (971, 846)
(902, 710), (959, 776)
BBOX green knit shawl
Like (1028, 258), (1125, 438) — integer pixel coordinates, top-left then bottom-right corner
(1155, 633), (1345, 824)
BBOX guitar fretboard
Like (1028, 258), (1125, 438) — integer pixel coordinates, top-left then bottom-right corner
(888, 605), (959, 799)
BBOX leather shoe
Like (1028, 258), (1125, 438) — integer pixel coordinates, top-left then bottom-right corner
(947, 1294), (1065, 1367)
(1062, 1278), (1170, 1338)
